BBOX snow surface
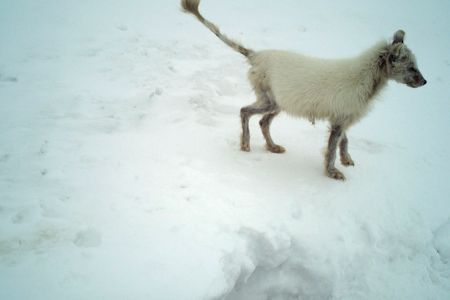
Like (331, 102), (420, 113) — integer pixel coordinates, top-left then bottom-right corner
(1, 0), (450, 299)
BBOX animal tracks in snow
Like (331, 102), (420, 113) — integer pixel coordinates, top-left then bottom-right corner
(433, 218), (450, 264)
(0, 154), (10, 162)
(115, 24), (128, 32)
(149, 86), (164, 101)
(73, 228), (102, 248)
(11, 209), (37, 224)
(2, 5), (448, 298)
(0, 74), (18, 83)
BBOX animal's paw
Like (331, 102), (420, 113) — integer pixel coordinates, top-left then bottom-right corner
(266, 144), (285, 153)
(340, 155), (355, 167)
(241, 145), (250, 152)
(327, 168), (346, 181)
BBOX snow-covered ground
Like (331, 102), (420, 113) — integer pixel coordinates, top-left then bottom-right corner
(1, 0), (449, 299)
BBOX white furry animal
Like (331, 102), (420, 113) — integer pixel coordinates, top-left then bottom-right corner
(181, 0), (427, 180)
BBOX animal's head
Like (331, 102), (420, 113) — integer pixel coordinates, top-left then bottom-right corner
(387, 30), (427, 88)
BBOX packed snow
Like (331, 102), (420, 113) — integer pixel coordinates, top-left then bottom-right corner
(1, 0), (449, 299)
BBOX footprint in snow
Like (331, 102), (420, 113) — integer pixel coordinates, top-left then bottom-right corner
(11, 209), (37, 224)
(115, 24), (128, 31)
(0, 154), (10, 162)
(0, 74), (18, 83)
(149, 87), (163, 99)
(74, 228), (102, 248)
(40, 201), (63, 218)
(39, 141), (49, 154)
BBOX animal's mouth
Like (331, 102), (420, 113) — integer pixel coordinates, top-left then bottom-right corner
(407, 80), (427, 88)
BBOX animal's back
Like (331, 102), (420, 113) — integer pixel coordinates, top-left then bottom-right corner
(249, 50), (372, 122)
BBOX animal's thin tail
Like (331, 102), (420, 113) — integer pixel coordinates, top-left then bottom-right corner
(181, 0), (254, 57)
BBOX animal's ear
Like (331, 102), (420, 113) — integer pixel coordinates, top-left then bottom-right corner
(393, 30), (405, 44)
(391, 43), (404, 56)
(388, 43), (404, 64)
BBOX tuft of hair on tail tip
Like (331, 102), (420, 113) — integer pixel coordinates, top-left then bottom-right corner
(181, 0), (200, 14)
(180, 0), (204, 22)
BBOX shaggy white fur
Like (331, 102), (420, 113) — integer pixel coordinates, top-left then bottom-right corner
(181, 0), (426, 180)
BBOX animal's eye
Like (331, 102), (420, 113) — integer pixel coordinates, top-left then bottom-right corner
(389, 54), (397, 63)
(408, 67), (416, 72)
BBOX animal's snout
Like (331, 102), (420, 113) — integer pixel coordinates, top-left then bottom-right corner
(407, 78), (427, 88)
(417, 73), (427, 86)
(411, 74), (427, 88)
(418, 77), (427, 87)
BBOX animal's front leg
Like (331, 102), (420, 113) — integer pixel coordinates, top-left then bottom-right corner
(325, 125), (346, 181)
(339, 132), (355, 166)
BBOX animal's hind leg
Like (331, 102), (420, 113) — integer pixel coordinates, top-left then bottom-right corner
(339, 132), (355, 166)
(259, 111), (285, 153)
(240, 88), (277, 152)
(240, 106), (252, 152)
